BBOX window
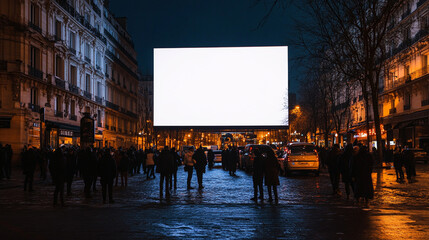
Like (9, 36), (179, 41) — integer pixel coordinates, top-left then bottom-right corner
(30, 88), (38, 105)
(97, 82), (101, 97)
(55, 55), (64, 79)
(422, 55), (427, 69)
(85, 43), (91, 60)
(96, 51), (101, 68)
(70, 100), (76, 116)
(421, 15), (428, 30)
(404, 93), (411, 108)
(30, 3), (40, 26)
(55, 95), (62, 112)
(403, 28), (411, 42)
(69, 31), (76, 50)
(70, 66), (77, 85)
(30, 46), (40, 69)
(391, 99), (395, 109)
(55, 20), (62, 40)
(85, 74), (91, 92)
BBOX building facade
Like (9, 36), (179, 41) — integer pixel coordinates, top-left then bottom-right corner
(381, 0), (429, 149)
(0, 0), (141, 162)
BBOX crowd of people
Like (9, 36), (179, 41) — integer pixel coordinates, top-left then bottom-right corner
(317, 143), (419, 207)
(1, 141), (423, 207)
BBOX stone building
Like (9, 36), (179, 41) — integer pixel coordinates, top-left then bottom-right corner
(0, 0), (141, 162)
(381, 0), (429, 149)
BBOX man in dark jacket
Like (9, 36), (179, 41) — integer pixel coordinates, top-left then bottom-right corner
(251, 149), (265, 201)
(169, 147), (181, 190)
(66, 148), (77, 196)
(98, 149), (117, 204)
(79, 147), (97, 198)
(158, 146), (174, 198)
(193, 146), (207, 189)
(22, 146), (37, 192)
(50, 147), (66, 206)
(327, 144), (342, 195)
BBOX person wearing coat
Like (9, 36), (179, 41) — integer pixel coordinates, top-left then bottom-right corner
(251, 149), (265, 201)
(207, 149), (215, 170)
(393, 147), (404, 183)
(229, 147), (239, 176)
(327, 144), (342, 195)
(352, 146), (374, 207)
(50, 147), (67, 206)
(66, 148), (77, 196)
(403, 147), (416, 183)
(183, 148), (195, 189)
(22, 146), (37, 192)
(264, 150), (280, 202)
(145, 149), (155, 179)
(98, 149), (117, 204)
(169, 148), (181, 190)
(158, 146), (174, 198)
(339, 145), (354, 199)
(193, 146), (207, 190)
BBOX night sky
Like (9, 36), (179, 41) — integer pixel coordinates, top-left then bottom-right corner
(108, 0), (304, 93)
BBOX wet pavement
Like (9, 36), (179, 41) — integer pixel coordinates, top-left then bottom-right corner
(1, 163), (429, 239)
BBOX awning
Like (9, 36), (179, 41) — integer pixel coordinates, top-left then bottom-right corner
(45, 120), (80, 137)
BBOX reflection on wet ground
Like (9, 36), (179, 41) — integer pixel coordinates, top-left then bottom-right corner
(1, 163), (429, 239)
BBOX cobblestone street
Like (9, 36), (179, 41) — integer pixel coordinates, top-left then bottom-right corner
(1, 163), (429, 239)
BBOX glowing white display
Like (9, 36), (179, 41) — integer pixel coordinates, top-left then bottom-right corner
(154, 46), (288, 127)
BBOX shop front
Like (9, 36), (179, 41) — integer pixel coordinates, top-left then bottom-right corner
(383, 109), (429, 149)
(44, 120), (80, 148)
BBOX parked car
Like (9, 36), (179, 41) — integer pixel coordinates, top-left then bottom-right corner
(283, 142), (319, 176)
(241, 144), (276, 172)
(407, 148), (429, 163)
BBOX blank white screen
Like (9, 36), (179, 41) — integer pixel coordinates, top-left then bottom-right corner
(154, 46), (288, 127)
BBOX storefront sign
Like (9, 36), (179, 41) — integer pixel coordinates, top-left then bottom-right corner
(59, 129), (73, 137)
(354, 125), (385, 138)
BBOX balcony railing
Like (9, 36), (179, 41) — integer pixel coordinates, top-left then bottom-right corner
(417, 0), (428, 8)
(385, 66), (428, 91)
(105, 50), (139, 80)
(53, 0), (106, 44)
(91, 0), (101, 16)
(95, 95), (103, 104)
(83, 90), (92, 100)
(422, 99), (429, 106)
(55, 77), (65, 89)
(28, 103), (40, 113)
(28, 65), (43, 79)
(404, 105), (411, 111)
(55, 110), (63, 118)
(104, 29), (138, 65)
(106, 100), (120, 111)
(389, 108), (397, 114)
(70, 114), (77, 121)
(126, 110), (138, 118)
(29, 22), (42, 33)
(69, 84), (79, 94)
(84, 56), (91, 64)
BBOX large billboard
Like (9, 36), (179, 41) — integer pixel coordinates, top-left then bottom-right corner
(154, 46), (288, 128)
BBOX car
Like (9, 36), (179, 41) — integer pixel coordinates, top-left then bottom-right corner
(283, 142), (319, 176)
(405, 148), (429, 163)
(213, 150), (222, 163)
(241, 144), (276, 172)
